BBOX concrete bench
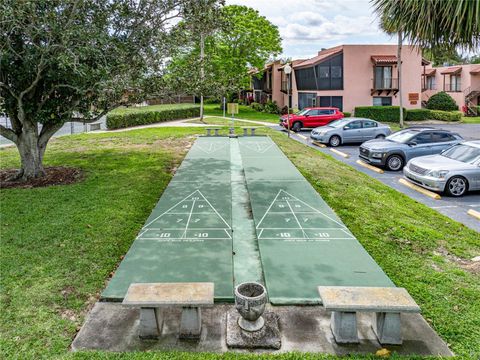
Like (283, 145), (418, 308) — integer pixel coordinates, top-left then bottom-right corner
(318, 286), (420, 345)
(205, 128), (221, 136)
(123, 282), (214, 340)
(242, 127), (259, 136)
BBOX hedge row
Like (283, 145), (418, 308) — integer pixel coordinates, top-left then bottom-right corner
(405, 109), (462, 121)
(106, 106), (200, 129)
(354, 106), (407, 122)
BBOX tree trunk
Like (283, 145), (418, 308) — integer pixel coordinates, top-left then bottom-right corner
(199, 32), (205, 121)
(14, 122), (46, 181)
(397, 30), (404, 128)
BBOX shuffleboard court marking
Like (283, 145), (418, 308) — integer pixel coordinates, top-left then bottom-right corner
(196, 142), (227, 154)
(255, 189), (354, 241)
(139, 190), (231, 241)
(241, 141), (274, 154)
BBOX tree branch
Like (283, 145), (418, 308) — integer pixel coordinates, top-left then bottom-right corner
(0, 124), (18, 143)
(38, 122), (63, 147)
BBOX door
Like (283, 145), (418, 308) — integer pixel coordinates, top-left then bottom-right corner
(315, 109), (335, 126)
(342, 120), (363, 143)
(303, 109), (319, 127)
(430, 132), (459, 154)
(318, 96), (343, 111)
(408, 132), (433, 159)
(360, 120), (378, 140)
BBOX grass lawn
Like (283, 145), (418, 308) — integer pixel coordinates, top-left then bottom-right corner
(109, 103), (199, 115)
(204, 104), (280, 123)
(186, 116), (265, 127)
(1, 125), (479, 359)
(461, 116), (480, 124)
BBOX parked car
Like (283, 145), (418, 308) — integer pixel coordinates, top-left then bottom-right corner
(359, 127), (463, 171)
(310, 118), (391, 147)
(279, 107), (343, 132)
(403, 141), (480, 197)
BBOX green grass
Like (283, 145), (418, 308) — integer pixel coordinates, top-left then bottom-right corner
(186, 116), (265, 127)
(204, 104), (280, 123)
(461, 116), (480, 124)
(110, 104), (199, 115)
(1, 126), (479, 359)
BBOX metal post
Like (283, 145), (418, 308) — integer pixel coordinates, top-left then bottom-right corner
(287, 72), (290, 138)
(223, 97), (226, 118)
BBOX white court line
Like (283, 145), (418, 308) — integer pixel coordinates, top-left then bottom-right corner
(431, 205), (458, 209)
(258, 227), (346, 230)
(181, 199), (196, 238)
(286, 199), (309, 239)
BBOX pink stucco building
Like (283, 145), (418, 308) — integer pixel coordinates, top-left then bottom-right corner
(250, 44), (427, 113)
(422, 64), (480, 114)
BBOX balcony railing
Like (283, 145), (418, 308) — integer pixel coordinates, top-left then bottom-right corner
(372, 78), (399, 90)
(444, 83), (462, 92)
(422, 85), (437, 91)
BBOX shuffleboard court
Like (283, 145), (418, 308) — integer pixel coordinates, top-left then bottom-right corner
(238, 137), (394, 305)
(102, 135), (395, 305)
(102, 137), (234, 301)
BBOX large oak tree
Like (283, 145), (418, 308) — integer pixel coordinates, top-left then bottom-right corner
(0, 0), (211, 181)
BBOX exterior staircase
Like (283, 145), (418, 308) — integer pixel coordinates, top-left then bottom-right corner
(464, 86), (480, 116)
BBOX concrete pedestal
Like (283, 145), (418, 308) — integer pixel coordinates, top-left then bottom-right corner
(179, 307), (202, 339)
(139, 308), (163, 339)
(331, 311), (359, 344)
(373, 312), (402, 345)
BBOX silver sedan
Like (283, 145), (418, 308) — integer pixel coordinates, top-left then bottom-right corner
(403, 141), (480, 197)
(310, 118), (392, 147)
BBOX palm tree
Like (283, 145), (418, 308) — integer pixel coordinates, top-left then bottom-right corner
(372, 0), (479, 127)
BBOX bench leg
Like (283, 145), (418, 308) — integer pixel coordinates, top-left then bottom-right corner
(179, 306), (202, 339)
(331, 311), (359, 344)
(243, 128), (248, 136)
(214, 129), (220, 136)
(251, 128), (256, 136)
(373, 312), (402, 345)
(139, 307), (163, 340)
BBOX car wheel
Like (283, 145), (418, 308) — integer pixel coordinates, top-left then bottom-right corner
(375, 134), (385, 139)
(445, 176), (468, 197)
(386, 154), (404, 171)
(329, 135), (341, 147)
(292, 122), (302, 132)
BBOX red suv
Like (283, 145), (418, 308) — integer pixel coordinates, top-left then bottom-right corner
(280, 107), (344, 132)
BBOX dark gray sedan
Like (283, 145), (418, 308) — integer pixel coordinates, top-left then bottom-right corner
(310, 118), (392, 147)
(359, 127), (463, 171)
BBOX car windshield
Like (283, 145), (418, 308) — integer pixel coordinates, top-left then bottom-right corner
(441, 144), (480, 164)
(386, 129), (419, 143)
(296, 109), (310, 115)
(327, 119), (349, 128)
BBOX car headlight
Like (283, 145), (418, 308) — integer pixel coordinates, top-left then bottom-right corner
(428, 170), (449, 179)
(371, 152), (384, 158)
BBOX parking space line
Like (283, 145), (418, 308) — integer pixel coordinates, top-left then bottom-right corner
(431, 205), (458, 209)
(329, 148), (350, 158)
(399, 178), (441, 200)
(296, 133), (308, 140)
(467, 209), (480, 220)
(355, 159), (384, 174)
(312, 141), (326, 148)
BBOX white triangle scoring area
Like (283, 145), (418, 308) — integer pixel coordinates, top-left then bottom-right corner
(138, 190), (231, 241)
(256, 190), (355, 241)
(196, 142), (227, 154)
(241, 141), (274, 154)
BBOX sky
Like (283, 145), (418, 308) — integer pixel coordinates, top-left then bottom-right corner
(226, 0), (396, 60)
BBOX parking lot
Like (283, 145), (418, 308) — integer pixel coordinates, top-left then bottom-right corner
(276, 125), (480, 233)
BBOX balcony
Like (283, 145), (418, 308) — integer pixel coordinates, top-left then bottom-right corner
(371, 78), (399, 95)
(422, 84), (437, 92)
(281, 80), (292, 93)
(444, 82), (462, 92)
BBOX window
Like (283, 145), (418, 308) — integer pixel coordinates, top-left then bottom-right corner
(318, 96), (343, 111)
(316, 53), (343, 90)
(432, 132), (455, 142)
(298, 93), (317, 109)
(373, 97), (392, 106)
(331, 66), (342, 78)
(307, 109), (319, 116)
(412, 132), (432, 144)
(295, 68), (316, 90)
(318, 109), (334, 115)
(450, 75), (461, 92)
(363, 120), (377, 128)
(426, 76), (436, 90)
(318, 66), (330, 78)
(345, 121), (362, 130)
(375, 66), (393, 89)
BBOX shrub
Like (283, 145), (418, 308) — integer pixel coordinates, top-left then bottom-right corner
(429, 110), (462, 122)
(342, 112), (351, 118)
(106, 105), (200, 129)
(354, 106), (407, 122)
(406, 109), (431, 121)
(204, 97), (220, 104)
(250, 102), (264, 112)
(426, 91), (458, 111)
(263, 101), (280, 114)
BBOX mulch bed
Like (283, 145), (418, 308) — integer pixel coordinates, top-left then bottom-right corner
(0, 166), (84, 189)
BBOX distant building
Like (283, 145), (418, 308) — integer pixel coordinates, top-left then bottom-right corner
(249, 44), (427, 113)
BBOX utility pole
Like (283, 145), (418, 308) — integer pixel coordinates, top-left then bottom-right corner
(397, 30), (404, 128)
(200, 32), (205, 121)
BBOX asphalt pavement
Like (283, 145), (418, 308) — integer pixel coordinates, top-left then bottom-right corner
(276, 125), (480, 233)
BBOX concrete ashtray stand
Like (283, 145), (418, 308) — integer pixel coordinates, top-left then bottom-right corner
(234, 282), (267, 332)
